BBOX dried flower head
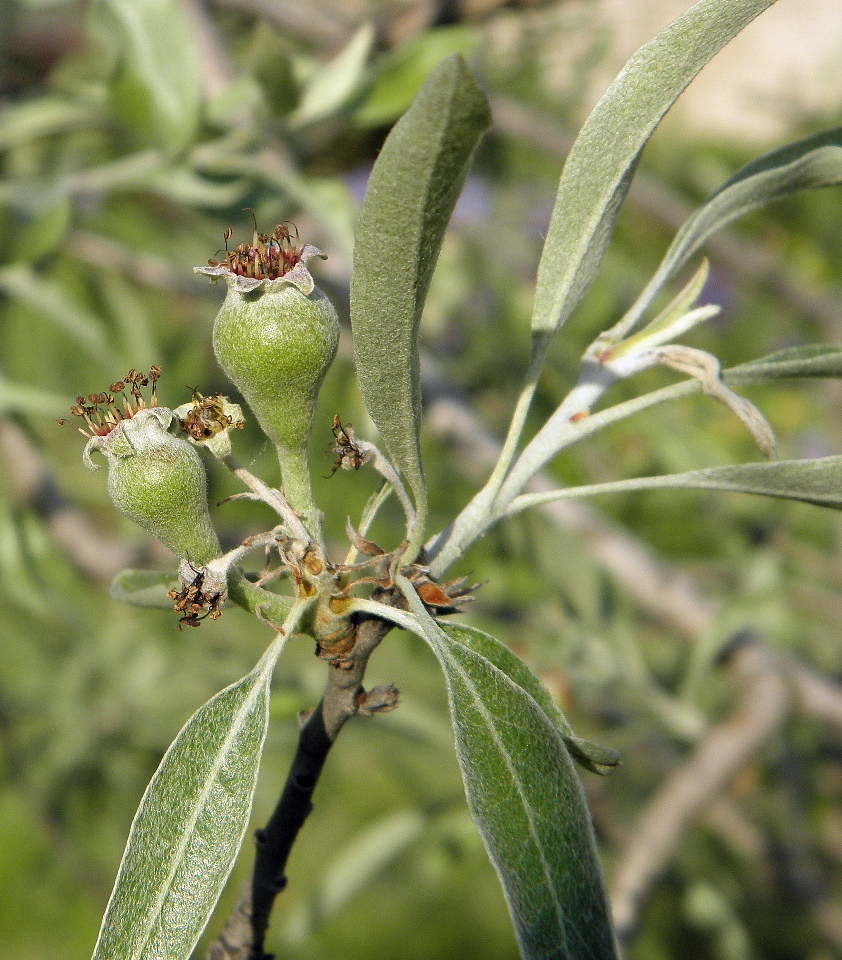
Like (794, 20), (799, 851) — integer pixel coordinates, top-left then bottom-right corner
(168, 562), (226, 629)
(173, 389), (245, 459)
(64, 366), (162, 438)
(328, 415), (369, 476)
(195, 218), (326, 295)
(178, 389), (244, 441)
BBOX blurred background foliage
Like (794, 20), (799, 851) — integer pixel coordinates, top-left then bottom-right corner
(2, 1), (842, 958)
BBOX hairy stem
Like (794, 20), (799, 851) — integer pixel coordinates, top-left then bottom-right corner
(222, 454), (309, 541)
(276, 441), (322, 544)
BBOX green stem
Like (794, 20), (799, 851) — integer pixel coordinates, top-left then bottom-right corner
(277, 441), (322, 543)
(226, 568), (294, 628)
(428, 377), (701, 577)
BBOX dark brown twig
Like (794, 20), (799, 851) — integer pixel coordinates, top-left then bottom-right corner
(206, 606), (396, 960)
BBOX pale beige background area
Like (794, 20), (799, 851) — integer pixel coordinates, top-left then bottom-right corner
(585, 0), (842, 142)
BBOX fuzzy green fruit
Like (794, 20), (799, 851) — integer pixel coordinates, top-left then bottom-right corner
(212, 281), (339, 454)
(198, 242), (339, 538)
(85, 407), (221, 566)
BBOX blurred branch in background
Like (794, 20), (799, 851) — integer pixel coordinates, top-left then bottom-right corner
(610, 636), (842, 948)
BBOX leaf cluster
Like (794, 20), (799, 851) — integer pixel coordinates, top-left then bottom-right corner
(4, 3), (842, 960)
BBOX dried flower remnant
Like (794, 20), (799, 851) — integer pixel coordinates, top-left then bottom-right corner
(197, 219), (327, 295)
(179, 389), (244, 441)
(64, 366), (162, 438)
(168, 564), (225, 630)
(328, 416), (369, 476)
(208, 220), (302, 282)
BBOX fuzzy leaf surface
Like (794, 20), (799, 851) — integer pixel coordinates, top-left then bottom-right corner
(91, 640), (286, 960)
(624, 127), (842, 330)
(511, 457), (842, 514)
(725, 345), (842, 383)
(532, 0), (780, 340)
(398, 586), (617, 960)
(444, 622), (619, 774)
(351, 55), (491, 548)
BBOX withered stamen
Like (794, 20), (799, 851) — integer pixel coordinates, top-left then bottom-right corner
(66, 366), (164, 438)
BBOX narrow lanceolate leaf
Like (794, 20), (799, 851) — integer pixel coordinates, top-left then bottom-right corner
(623, 127), (842, 333)
(91, 626), (295, 960)
(444, 623), (619, 775)
(532, 0), (780, 342)
(90, 0), (201, 152)
(725, 344), (842, 384)
(509, 456), (842, 516)
(397, 583), (617, 960)
(351, 55), (491, 552)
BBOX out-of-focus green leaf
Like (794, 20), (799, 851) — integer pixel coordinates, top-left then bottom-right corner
(283, 810), (427, 945)
(0, 265), (118, 365)
(288, 23), (375, 128)
(532, 0), (780, 344)
(10, 197), (73, 264)
(97, 272), (161, 365)
(622, 127), (842, 333)
(0, 374), (68, 416)
(0, 97), (102, 151)
(89, 0), (201, 152)
(509, 456), (842, 515)
(443, 623), (620, 775)
(143, 168), (250, 208)
(110, 569), (176, 609)
(90, 618), (298, 960)
(353, 26), (481, 129)
(396, 584), (617, 960)
(351, 55), (491, 555)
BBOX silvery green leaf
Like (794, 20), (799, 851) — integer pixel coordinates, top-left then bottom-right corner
(622, 126), (842, 334)
(90, 618), (300, 960)
(725, 344), (842, 383)
(442, 622), (619, 775)
(509, 457), (842, 515)
(532, 0), (782, 343)
(397, 587), (617, 960)
(351, 55), (491, 553)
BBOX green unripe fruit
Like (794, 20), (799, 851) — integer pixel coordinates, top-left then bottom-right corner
(84, 407), (222, 566)
(212, 281), (339, 454)
(198, 242), (339, 538)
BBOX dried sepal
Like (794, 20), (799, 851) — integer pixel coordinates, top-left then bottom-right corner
(328, 416), (371, 476)
(169, 558), (228, 629)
